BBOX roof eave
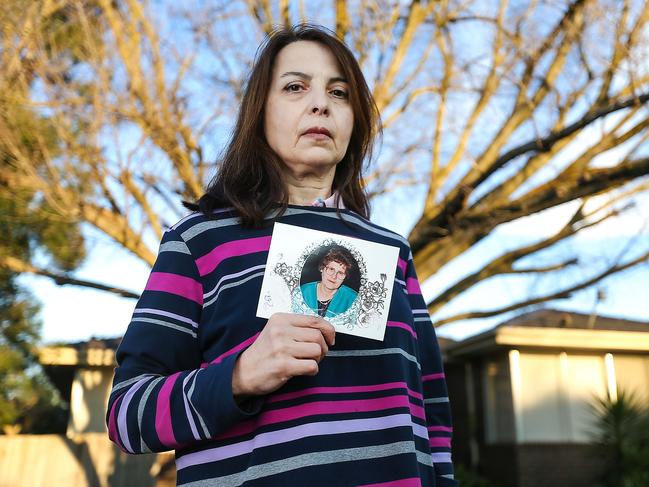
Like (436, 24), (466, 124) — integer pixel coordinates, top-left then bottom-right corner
(447, 326), (649, 358)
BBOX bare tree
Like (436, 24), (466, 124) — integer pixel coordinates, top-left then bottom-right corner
(1, 0), (648, 327)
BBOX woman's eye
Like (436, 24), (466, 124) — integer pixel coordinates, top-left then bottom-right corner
(331, 88), (349, 99)
(285, 83), (304, 92)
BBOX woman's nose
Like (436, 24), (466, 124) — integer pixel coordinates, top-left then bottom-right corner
(310, 88), (329, 115)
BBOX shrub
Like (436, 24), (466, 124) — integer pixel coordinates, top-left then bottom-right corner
(590, 391), (649, 487)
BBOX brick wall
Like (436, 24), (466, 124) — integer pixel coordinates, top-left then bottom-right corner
(516, 443), (602, 487)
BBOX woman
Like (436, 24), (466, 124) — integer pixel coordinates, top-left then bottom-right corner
(300, 248), (358, 318)
(107, 24), (457, 486)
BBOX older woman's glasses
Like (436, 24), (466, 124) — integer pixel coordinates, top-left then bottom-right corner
(324, 265), (347, 279)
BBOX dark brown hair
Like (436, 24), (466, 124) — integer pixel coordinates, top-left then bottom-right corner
(319, 248), (354, 273)
(186, 23), (381, 227)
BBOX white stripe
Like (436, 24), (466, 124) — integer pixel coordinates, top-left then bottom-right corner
(432, 452), (453, 464)
(181, 207), (409, 248)
(117, 377), (150, 453)
(424, 397), (450, 404)
(283, 208), (409, 247)
(203, 264), (266, 300)
(132, 318), (198, 338)
(134, 308), (199, 329)
(182, 370), (201, 441)
(188, 370), (211, 439)
(171, 208), (234, 231)
(181, 216), (242, 241)
(416, 450), (433, 467)
(159, 240), (191, 254)
(112, 373), (155, 393)
(326, 348), (421, 370)
(176, 413), (427, 471)
(171, 212), (203, 230)
(203, 271), (266, 308)
(178, 441), (418, 487)
(137, 376), (165, 453)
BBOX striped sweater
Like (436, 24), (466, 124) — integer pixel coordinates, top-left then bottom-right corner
(107, 205), (457, 486)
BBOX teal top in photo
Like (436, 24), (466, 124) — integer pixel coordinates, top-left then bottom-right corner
(300, 281), (358, 317)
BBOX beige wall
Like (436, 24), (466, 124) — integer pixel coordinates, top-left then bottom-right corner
(68, 368), (114, 436)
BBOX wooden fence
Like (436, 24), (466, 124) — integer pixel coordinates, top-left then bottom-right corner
(0, 433), (175, 487)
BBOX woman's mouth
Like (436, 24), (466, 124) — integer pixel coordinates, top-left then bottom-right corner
(303, 132), (331, 141)
(303, 127), (332, 139)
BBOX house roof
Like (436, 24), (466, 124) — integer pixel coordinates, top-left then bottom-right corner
(446, 308), (649, 357)
(497, 308), (649, 332)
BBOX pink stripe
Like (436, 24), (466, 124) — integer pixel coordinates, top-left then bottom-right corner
(218, 394), (423, 441)
(155, 372), (181, 448)
(267, 381), (423, 404)
(397, 258), (407, 276)
(408, 389), (423, 401)
(387, 321), (417, 338)
(422, 372), (445, 382)
(210, 333), (260, 365)
(263, 395), (425, 425)
(429, 436), (452, 448)
(409, 402), (425, 419)
(108, 393), (125, 451)
(406, 277), (421, 295)
(196, 236), (271, 276)
(427, 425), (453, 432)
(360, 478), (422, 487)
(145, 272), (203, 305)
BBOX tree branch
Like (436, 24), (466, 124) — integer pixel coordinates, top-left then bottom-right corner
(426, 203), (592, 314)
(410, 93), (649, 252)
(432, 247), (649, 326)
(474, 91), (649, 193)
(335, 0), (350, 39)
(0, 256), (140, 299)
(479, 156), (649, 227)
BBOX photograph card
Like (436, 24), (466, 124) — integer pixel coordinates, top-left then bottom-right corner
(256, 222), (400, 341)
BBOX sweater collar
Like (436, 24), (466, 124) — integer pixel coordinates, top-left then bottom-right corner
(311, 191), (346, 209)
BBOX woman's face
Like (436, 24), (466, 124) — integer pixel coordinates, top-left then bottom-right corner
(320, 260), (348, 292)
(264, 41), (354, 177)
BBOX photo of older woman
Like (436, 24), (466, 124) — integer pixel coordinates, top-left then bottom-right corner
(300, 247), (358, 317)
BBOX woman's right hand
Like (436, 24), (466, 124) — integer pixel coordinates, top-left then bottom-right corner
(231, 313), (336, 399)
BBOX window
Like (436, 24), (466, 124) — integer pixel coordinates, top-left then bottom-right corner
(483, 355), (515, 443)
(613, 355), (649, 405)
(509, 352), (607, 443)
(484, 350), (649, 443)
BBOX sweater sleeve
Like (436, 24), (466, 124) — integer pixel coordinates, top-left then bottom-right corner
(106, 227), (263, 454)
(404, 251), (458, 486)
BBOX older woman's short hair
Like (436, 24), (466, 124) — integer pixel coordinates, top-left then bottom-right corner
(190, 23), (381, 228)
(319, 248), (354, 273)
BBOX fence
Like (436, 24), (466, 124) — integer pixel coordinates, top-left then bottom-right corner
(0, 433), (175, 487)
